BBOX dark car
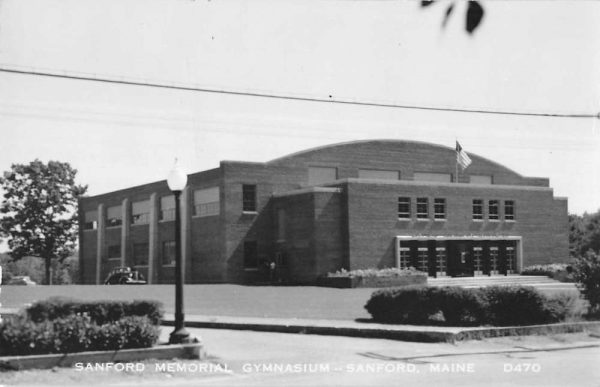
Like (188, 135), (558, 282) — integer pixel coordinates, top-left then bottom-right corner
(104, 267), (147, 285)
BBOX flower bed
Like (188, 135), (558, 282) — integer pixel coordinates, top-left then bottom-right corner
(317, 268), (427, 288)
(521, 263), (575, 282)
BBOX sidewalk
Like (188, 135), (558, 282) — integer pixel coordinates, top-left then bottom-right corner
(162, 313), (600, 343)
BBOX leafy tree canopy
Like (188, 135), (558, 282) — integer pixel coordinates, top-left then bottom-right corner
(569, 210), (600, 257)
(0, 160), (87, 284)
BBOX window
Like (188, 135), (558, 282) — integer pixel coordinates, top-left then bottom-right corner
(506, 246), (516, 273)
(398, 197), (411, 219)
(417, 247), (429, 273)
(469, 175), (492, 185)
(243, 241), (258, 269)
(435, 247), (447, 276)
(434, 198), (446, 220)
(416, 198), (429, 219)
(133, 243), (149, 266)
(162, 241), (176, 266)
(194, 187), (220, 217)
(504, 200), (515, 221)
(107, 245), (121, 259)
(84, 210), (97, 230)
(472, 199), (483, 221)
(489, 200), (499, 221)
(242, 185), (257, 212)
(358, 169), (399, 180)
(160, 195), (175, 221)
(308, 167), (337, 186)
(399, 247), (410, 269)
(413, 172), (451, 183)
(277, 209), (286, 241)
(131, 200), (150, 225)
(489, 246), (499, 274)
(106, 205), (122, 227)
(473, 246), (483, 274)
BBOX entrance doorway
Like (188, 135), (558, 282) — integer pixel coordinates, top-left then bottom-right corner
(450, 242), (472, 277)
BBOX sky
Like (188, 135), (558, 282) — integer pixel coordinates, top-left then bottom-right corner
(0, 0), (599, 251)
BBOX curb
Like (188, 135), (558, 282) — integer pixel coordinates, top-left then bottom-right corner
(163, 317), (600, 343)
(0, 343), (205, 371)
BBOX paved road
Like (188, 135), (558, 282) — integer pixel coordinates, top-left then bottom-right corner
(155, 328), (600, 387)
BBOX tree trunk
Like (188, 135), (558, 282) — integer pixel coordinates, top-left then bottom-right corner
(45, 256), (51, 285)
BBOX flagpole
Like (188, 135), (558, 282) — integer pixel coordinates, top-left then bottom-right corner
(456, 159), (459, 183)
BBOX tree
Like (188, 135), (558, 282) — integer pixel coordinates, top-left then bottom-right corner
(0, 160), (87, 285)
(569, 210), (600, 257)
(573, 250), (600, 316)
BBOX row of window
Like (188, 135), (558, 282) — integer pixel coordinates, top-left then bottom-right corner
(106, 241), (176, 267)
(397, 197), (516, 221)
(84, 187), (221, 230)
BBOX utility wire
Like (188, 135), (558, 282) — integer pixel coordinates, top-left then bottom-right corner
(1, 66), (598, 120)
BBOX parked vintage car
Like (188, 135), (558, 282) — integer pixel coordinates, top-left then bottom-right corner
(104, 267), (147, 285)
(6, 276), (37, 286)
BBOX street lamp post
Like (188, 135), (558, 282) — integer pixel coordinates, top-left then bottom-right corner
(167, 159), (192, 344)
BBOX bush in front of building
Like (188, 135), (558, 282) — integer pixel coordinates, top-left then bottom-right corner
(24, 297), (163, 325)
(365, 285), (581, 326)
(521, 263), (575, 282)
(573, 250), (600, 316)
(327, 267), (424, 278)
(0, 314), (159, 356)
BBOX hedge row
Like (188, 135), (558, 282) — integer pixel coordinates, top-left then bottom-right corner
(364, 286), (584, 326)
(24, 297), (163, 325)
(0, 314), (159, 356)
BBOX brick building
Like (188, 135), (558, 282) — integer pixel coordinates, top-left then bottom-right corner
(78, 140), (568, 284)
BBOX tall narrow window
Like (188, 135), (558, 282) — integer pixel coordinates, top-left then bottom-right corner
(416, 198), (429, 219)
(133, 243), (149, 266)
(242, 185), (257, 212)
(489, 246), (499, 274)
(243, 241), (258, 269)
(194, 187), (220, 217)
(417, 247), (429, 273)
(435, 247), (447, 277)
(131, 200), (150, 225)
(398, 197), (411, 219)
(399, 247), (410, 269)
(472, 199), (483, 220)
(473, 246), (483, 275)
(506, 246), (516, 273)
(504, 200), (515, 221)
(162, 241), (176, 266)
(160, 195), (175, 221)
(84, 210), (98, 230)
(489, 200), (499, 221)
(106, 205), (122, 227)
(434, 198), (446, 220)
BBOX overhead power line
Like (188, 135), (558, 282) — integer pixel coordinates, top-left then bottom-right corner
(1, 66), (598, 120)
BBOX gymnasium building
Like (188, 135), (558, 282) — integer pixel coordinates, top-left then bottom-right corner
(78, 140), (568, 284)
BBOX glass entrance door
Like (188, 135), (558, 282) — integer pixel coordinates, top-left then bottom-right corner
(450, 242), (473, 277)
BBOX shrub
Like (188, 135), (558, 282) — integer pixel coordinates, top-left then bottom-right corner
(0, 314), (159, 356)
(480, 286), (552, 326)
(573, 251), (600, 315)
(365, 286), (438, 324)
(543, 292), (587, 322)
(25, 298), (164, 325)
(521, 263), (575, 282)
(433, 286), (487, 326)
(328, 267), (423, 278)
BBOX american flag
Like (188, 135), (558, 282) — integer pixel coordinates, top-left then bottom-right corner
(456, 141), (472, 170)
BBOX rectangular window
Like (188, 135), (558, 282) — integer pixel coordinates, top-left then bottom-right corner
(398, 197), (411, 219)
(417, 247), (429, 273)
(473, 246), (483, 274)
(131, 200), (150, 225)
(242, 185), (257, 212)
(504, 200), (515, 221)
(434, 198), (446, 220)
(194, 187), (220, 217)
(506, 246), (516, 273)
(243, 241), (258, 269)
(399, 247), (410, 269)
(358, 169), (399, 180)
(107, 245), (121, 259)
(416, 198), (429, 219)
(162, 241), (176, 266)
(160, 195), (175, 221)
(469, 175), (493, 185)
(84, 210), (98, 230)
(308, 167), (337, 186)
(435, 247), (447, 276)
(133, 243), (149, 266)
(489, 246), (499, 274)
(489, 200), (499, 220)
(472, 199), (483, 220)
(413, 172), (451, 183)
(106, 205), (122, 227)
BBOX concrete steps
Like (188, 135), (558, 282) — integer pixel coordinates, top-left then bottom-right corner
(427, 275), (563, 288)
